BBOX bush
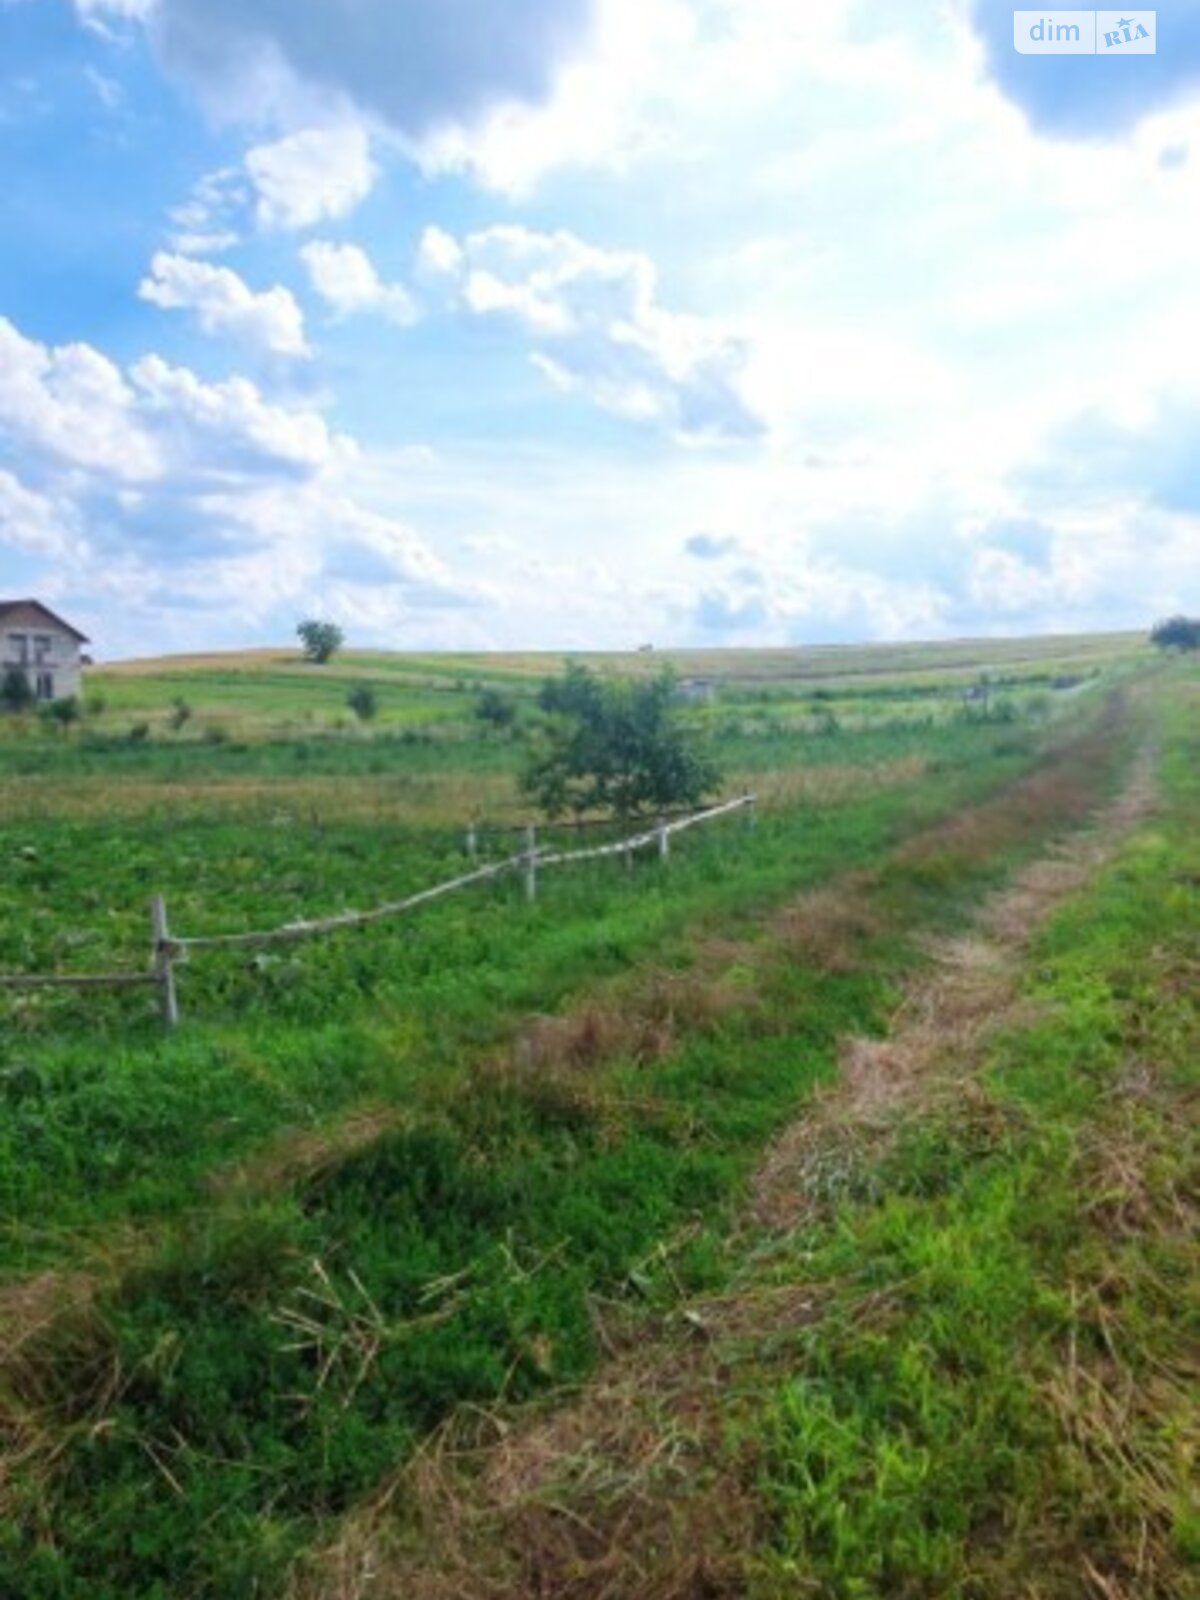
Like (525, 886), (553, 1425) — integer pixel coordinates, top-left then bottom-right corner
(39, 696), (81, 731)
(1, 667), (34, 713)
(347, 684), (378, 722)
(475, 688), (517, 733)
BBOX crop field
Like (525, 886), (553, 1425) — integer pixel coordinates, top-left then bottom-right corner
(0, 634), (1195, 1600)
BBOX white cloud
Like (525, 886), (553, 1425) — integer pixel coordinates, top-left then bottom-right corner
(245, 123), (377, 231)
(0, 315), (340, 492)
(0, 470), (84, 560)
(130, 356), (342, 475)
(138, 252), (310, 358)
(0, 316), (160, 479)
(300, 241), (417, 326)
(415, 225), (464, 278)
(427, 224), (764, 440)
(149, 0), (597, 137)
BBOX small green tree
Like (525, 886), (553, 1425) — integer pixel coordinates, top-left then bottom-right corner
(168, 696), (193, 733)
(521, 663), (721, 820)
(1150, 615), (1200, 652)
(297, 619), (345, 665)
(346, 683), (378, 722)
(1, 668), (34, 713)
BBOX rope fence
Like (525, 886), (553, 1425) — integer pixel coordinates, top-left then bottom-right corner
(0, 794), (756, 1029)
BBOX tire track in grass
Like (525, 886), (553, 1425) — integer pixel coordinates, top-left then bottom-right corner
(282, 735), (1161, 1600)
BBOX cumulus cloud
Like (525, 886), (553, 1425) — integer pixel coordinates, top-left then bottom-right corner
(0, 311), (481, 654)
(0, 316), (337, 490)
(301, 241), (418, 326)
(423, 224), (764, 441)
(148, 0), (597, 137)
(0, 316), (160, 479)
(138, 252), (310, 357)
(0, 470), (84, 561)
(965, 0), (1200, 137)
(130, 356), (341, 476)
(246, 123), (376, 231)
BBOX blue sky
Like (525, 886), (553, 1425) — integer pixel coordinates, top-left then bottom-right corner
(1, 0), (1198, 657)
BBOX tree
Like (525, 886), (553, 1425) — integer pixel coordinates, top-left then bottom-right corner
(1150, 615), (1200, 652)
(0, 668), (34, 713)
(521, 663), (722, 820)
(346, 683), (378, 722)
(168, 696), (193, 733)
(297, 619), (345, 665)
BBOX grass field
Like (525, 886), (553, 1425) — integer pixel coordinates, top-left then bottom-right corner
(0, 634), (1194, 1599)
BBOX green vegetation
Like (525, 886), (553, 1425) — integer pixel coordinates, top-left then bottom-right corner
(296, 619), (345, 666)
(0, 634), (1192, 1599)
(1, 665), (35, 713)
(522, 662), (721, 819)
(748, 683), (1198, 1597)
(1151, 613), (1200, 652)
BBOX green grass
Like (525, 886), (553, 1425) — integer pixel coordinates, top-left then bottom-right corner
(0, 640), (1184, 1600)
(745, 684), (1198, 1598)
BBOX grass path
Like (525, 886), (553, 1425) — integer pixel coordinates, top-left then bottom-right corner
(292, 723), (1196, 1600)
(6, 685), (1189, 1599)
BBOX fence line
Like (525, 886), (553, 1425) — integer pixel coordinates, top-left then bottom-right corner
(0, 793), (756, 1028)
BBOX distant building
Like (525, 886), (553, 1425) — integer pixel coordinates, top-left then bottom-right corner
(677, 677), (717, 706)
(0, 599), (89, 701)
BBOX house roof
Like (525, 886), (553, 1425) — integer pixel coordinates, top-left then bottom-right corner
(0, 599), (90, 644)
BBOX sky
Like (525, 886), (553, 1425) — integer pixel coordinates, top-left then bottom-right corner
(0, 0), (1198, 659)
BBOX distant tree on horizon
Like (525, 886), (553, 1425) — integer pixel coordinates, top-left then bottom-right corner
(1150, 615), (1200, 652)
(297, 619), (345, 665)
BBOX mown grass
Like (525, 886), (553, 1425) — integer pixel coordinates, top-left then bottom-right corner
(743, 682), (1198, 1598)
(0, 676), (1154, 1599)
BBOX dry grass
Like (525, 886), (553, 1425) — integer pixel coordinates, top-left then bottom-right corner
(208, 1105), (407, 1197)
(284, 732), (1166, 1600)
(751, 742), (1160, 1232)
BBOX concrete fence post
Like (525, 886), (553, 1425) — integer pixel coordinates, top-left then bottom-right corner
(657, 813), (670, 861)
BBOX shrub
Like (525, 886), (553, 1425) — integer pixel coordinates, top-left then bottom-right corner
(1, 667), (34, 713)
(347, 684), (378, 722)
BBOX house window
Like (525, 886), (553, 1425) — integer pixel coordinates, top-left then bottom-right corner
(10, 633), (29, 665)
(35, 672), (54, 702)
(33, 635), (52, 665)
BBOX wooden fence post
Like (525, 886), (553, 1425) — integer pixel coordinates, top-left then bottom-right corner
(151, 894), (180, 1030)
(657, 813), (670, 861)
(524, 824), (538, 903)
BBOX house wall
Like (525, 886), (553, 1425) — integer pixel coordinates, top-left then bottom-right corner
(1, 606), (84, 701)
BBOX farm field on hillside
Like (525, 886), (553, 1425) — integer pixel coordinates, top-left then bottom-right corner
(0, 638), (1194, 1600)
